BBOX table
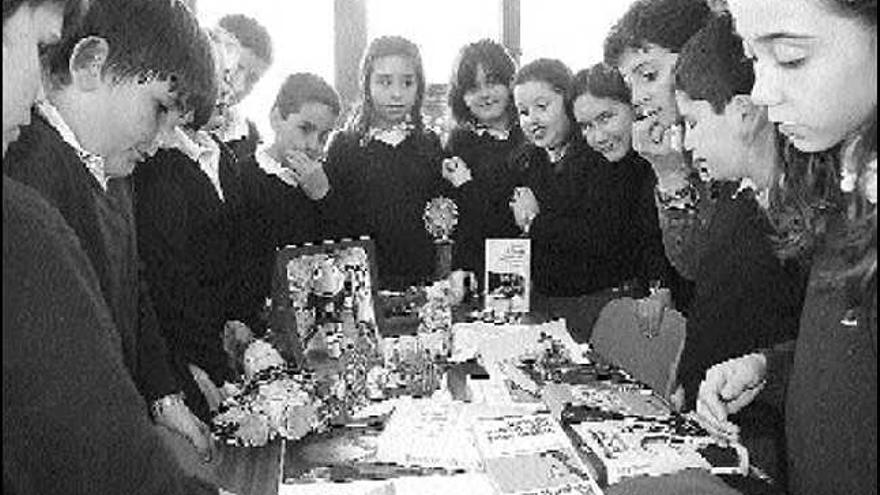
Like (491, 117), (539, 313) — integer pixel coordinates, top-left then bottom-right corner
(176, 315), (762, 495)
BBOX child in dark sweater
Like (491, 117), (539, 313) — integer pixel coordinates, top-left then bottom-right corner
(323, 36), (444, 290)
(442, 39), (525, 281)
(511, 59), (652, 340)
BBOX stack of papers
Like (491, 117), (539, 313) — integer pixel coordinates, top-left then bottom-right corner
(279, 472), (497, 495)
(566, 416), (748, 485)
(471, 413), (604, 495)
(451, 320), (588, 366)
(374, 397), (482, 470)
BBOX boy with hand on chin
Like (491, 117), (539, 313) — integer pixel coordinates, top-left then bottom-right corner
(250, 72), (339, 245)
(4, 0), (218, 462)
(232, 73), (340, 360)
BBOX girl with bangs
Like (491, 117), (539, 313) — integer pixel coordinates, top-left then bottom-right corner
(442, 39), (525, 284)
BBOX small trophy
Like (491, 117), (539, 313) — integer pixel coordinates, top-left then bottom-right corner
(423, 196), (458, 280)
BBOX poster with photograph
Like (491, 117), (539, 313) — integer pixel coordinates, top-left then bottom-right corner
(485, 239), (531, 313)
(271, 238), (380, 363)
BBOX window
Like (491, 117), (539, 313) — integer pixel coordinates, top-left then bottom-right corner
(197, 2), (334, 139)
(366, 0), (501, 84)
(520, 0), (637, 72)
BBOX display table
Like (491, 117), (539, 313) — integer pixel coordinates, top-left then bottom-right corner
(200, 317), (761, 495)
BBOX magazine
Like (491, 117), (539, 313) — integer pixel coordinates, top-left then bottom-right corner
(485, 239), (531, 314)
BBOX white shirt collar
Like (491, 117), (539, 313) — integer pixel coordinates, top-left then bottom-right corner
(364, 119), (415, 148)
(37, 100), (108, 191)
(214, 107), (250, 143)
(161, 127), (225, 201)
(470, 122), (510, 141)
(255, 144), (299, 187)
(545, 142), (569, 164)
(735, 177), (770, 209)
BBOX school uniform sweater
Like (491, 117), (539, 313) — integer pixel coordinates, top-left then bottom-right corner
(3, 112), (179, 404)
(516, 140), (669, 297)
(133, 141), (262, 392)
(233, 149), (328, 316)
(443, 126), (525, 277)
(3, 176), (217, 495)
(677, 181), (808, 406)
(771, 212), (877, 495)
(323, 129), (444, 289)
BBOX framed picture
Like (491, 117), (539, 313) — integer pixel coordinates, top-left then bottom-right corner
(270, 238), (380, 363)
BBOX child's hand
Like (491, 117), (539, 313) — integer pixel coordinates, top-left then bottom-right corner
(284, 150), (329, 200)
(153, 397), (216, 462)
(635, 288), (671, 338)
(695, 353), (768, 443)
(188, 364), (223, 412)
(632, 120), (690, 191)
(510, 187), (539, 233)
(442, 156), (473, 188)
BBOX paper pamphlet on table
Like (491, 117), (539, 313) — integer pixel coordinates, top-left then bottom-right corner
(485, 239), (531, 314)
(373, 397), (483, 470)
(451, 320), (589, 366)
(567, 384), (669, 418)
(278, 472), (497, 495)
(566, 415), (749, 486)
(472, 413), (604, 495)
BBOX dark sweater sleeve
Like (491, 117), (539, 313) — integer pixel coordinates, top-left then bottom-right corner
(3, 178), (217, 495)
(446, 131), (491, 272)
(238, 155), (322, 247)
(757, 339), (797, 412)
(523, 149), (620, 259)
(679, 198), (806, 405)
(321, 132), (364, 241)
(135, 278), (181, 402)
(528, 195), (620, 257)
(134, 161), (233, 386)
(631, 158), (673, 284)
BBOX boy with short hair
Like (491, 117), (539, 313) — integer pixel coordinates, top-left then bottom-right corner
(4, 0), (217, 459)
(673, 13), (809, 485)
(604, 0), (713, 315)
(243, 72), (340, 320)
(214, 13), (273, 160)
(254, 71), (339, 238)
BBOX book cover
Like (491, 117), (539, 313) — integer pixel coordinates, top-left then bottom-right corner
(485, 239), (531, 314)
(471, 413), (605, 495)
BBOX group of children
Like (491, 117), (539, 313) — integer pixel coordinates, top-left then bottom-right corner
(2, 0), (875, 494)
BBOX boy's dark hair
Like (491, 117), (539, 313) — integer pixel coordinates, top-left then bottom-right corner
(43, 0), (216, 129)
(3, 0), (86, 27)
(674, 14), (754, 114)
(447, 38), (517, 127)
(513, 58), (575, 122)
(604, 0), (711, 66)
(345, 35), (426, 136)
(218, 14), (273, 65)
(274, 72), (340, 120)
(571, 63), (631, 106)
